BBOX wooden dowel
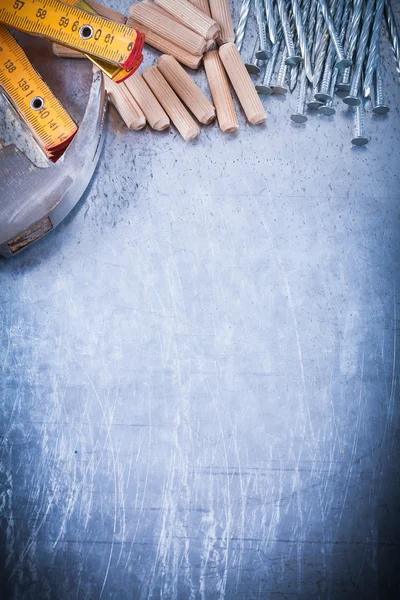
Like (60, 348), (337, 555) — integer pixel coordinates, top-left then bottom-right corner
(85, 0), (127, 23)
(127, 18), (203, 69)
(124, 71), (170, 131)
(219, 43), (266, 124)
(157, 54), (215, 124)
(104, 78), (147, 131)
(206, 39), (217, 51)
(203, 50), (239, 133)
(142, 66), (200, 141)
(208, 0), (235, 44)
(129, 1), (207, 56)
(52, 43), (86, 58)
(189, 0), (211, 17)
(154, 0), (219, 40)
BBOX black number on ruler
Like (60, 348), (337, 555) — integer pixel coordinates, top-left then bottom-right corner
(104, 34), (114, 44)
(127, 42), (133, 51)
(72, 21), (79, 32)
(39, 108), (50, 119)
(36, 8), (47, 19)
(18, 78), (30, 91)
(13, 1), (25, 10)
(94, 29), (102, 41)
(4, 60), (16, 73)
(59, 16), (69, 27)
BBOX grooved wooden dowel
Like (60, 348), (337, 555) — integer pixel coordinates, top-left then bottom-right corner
(154, 0), (219, 39)
(209, 0), (235, 44)
(129, 1), (207, 55)
(104, 78), (147, 131)
(143, 66), (200, 140)
(124, 71), (170, 131)
(219, 43), (266, 124)
(85, 0), (127, 23)
(189, 0), (211, 17)
(157, 54), (215, 124)
(52, 43), (86, 58)
(127, 17), (203, 69)
(203, 50), (239, 133)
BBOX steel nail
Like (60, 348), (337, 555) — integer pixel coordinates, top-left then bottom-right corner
(271, 46), (289, 94)
(256, 39), (282, 94)
(290, 0), (313, 81)
(318, 68), (338, 115)
(385, 0), (400, 76)
(351, 98), (369, 145)
(264, 0), (277, 44)
(255, 0), (272, 60)
(276, 0), (302, 66)
(372, 59), (390, 115)
(364, 0), (385, 97)
(291, 67), (308, 122)
(235, 0), (252, 53)
(343, 0), (375, 106)
(317, 0), (351, 69)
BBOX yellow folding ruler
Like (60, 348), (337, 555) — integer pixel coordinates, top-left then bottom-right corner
(62, 0), (143, 83)
(0, 0), (144, 70)
(0, 24), (78, 161)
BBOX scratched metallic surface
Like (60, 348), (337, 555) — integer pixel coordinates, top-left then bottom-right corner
(1, 1), (400, 599)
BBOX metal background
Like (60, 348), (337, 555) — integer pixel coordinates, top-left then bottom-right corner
(1, 1), (399, 598)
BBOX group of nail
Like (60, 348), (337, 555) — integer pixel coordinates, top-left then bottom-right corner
(239, 0), (399, 146)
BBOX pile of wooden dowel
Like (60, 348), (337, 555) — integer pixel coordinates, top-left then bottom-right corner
(53, 0), (267, 140)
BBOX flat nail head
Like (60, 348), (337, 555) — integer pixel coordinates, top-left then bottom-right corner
(319, 105), (336, 116)
(336, 58), (352, 70)
(255, 49), (272, 60)
(255, 84), (273, 95)
(291, 113), (308, 123)
(372, 104), (390, 115)
(285, 55), (302, 66)
(245, 63), (261, 75)
(271, 85), (288, 95)
(314, 92), (331, 102)
(343, 95), (360, 106)
(336, 82), (351, 92)
(351, 135), (369, 146)
(307, 100), (323, 110)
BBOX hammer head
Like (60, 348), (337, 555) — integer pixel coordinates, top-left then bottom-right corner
(0, 35), (107, 258)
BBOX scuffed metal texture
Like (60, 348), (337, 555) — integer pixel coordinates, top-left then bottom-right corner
(0, 1), (399, 598)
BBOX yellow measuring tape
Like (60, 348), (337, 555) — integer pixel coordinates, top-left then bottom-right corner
(0, 24), (78, 161)
(63, 0), (141, 83)
(0, 0), (144, 70)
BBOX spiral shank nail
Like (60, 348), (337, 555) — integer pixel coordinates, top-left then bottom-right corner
(263, 40), (282, 85)
(385, 0), (400, 74)
(375, 59), (385, 106)
(339, 1), (351, 46)
(340, 67), (350, 86)
(296, 69), (307, 114)
(291, 0), (313, 81)
(364, 0), (385, 96)
(320, 54), (333, 96)
(349, 61), (363, 98)
(264, 0), (277, 44)
(346, 0), (364, 60)
(354, 101), (366, 138)
(277, 47), (289, 85)
(235, 0), (251, 53)
(355, 0), (375, 64)
(289, 64), (300, 92)
(318, 0), (347, 63)
(276, 0), (296, 59)
(313, 30), (329, 85)
(255, 0), (270, 56)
